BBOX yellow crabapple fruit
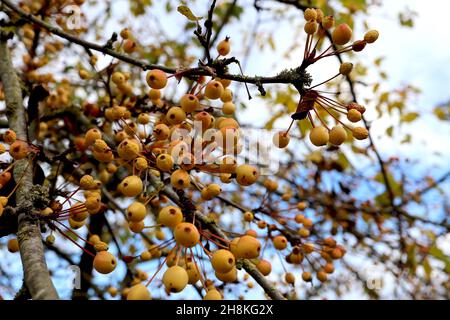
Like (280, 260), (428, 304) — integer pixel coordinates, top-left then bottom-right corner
(203, 288), (222, 300)
(211, 249), (235, 273)
(329, 126), (347, 145)
(170, 169), (190, 189)
(126, 201), (147, 222)
(156, 153), (174, 172)
(235, 235), (261, 259)
(166, 107), (186, 125)
(235, 164), (259, 186)
(119, 175), (143, 197)
(127, 284), (151, 300)
(180, 94), (199, 113)
(7, 238), (19, 253)
(162, 266), (189, 293)
(117, 138), (141, 160)
(352, 127), (369, 140)
(215, 268), (237, 283)
(204, 80), (224, 100)
(158, 205), (183, 228)
(217, 38), (231, 56)
(146, 69), (167, 89)
(364, 30), (379, 43)
(309, 126), (329, 146)
(174, 222), (200, 247)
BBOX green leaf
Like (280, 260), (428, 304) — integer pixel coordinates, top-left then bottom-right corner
(401, 112), (419, 123)
(177, 5), (202, 21)
(429, 246), (450, 273)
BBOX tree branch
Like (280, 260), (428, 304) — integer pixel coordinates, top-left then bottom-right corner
(0, 30), (59, 299)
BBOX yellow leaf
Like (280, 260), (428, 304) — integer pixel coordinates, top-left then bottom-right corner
(177, 5), (201, 21)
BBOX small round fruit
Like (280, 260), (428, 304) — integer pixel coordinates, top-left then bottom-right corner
(235, 235), (261, 259)
(332, 23), (352, 45)
(203, 288), (222, 300)
(180, 94), (199, 113)
(273, 132), (290, 148)
(364, 30), (379, 43)
(3, 130), (16, 144)
(222, 102), (235, 115)
(347, 109), (362, 122)
(84, 128), (102, 146)
(127, 283), (151, 300)
(93, 251), (117, 274)
(166, 107), (186, 125)
(174, 222), (200, 247)
(256, 259), (272, 276)
(352, 127), (369, 140)
(120, 175), (143, 197)
(329, 126), (347, 145)
(9, 140), (28, 159)
(162, 266), (189, 293)
(302, 271), (312, 282)
(285, 272), (295, 284)
(146, 69), (167, 89)
(126, 201), (147, 222)
(217, 38), (230, 56)
(204, 80), (224, 100)
(273, 235), (288, 250)
(243, 211), (254, 222)
(158, 206), (183, 229)
(117, 138), (141, 160)
(153, 123), (170, 140)
(7, 238), (19, 253)
(235, 164), (259, 186)
(156, 153), (174, 172)
(317, 271), (328, 282)
(211, 249), (235, 274)
(170, 169), (190, 189)
(215, 267), (237, 283)
(339, 62), (353, 76)
(309, 126), (329, 146)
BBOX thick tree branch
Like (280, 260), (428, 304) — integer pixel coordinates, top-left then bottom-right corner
(0, 30), (59, 299)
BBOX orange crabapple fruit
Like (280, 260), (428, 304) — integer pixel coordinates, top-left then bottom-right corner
(285, 272), (296, 285)
(347, 109), (362, 123)
(256, 259), (272, 276)
(273, 235), (288, 250)
(272, 131), (290, 148)
(173, 222), (200, 248)
(205, 80), (224, 100)
(9, 140), (29, 160)
(146, 69), (168, 89)
(93, 251), (117, 274)
(158, 205), (183, 229)
(3, 129), (16, 144)
(211, 249), (235, 274)
(162, 266), (189, 293)
(302, 271), (313, 282)
(332, 23), (353, 45)
(234, 235), (261, 259)
(129, 221), (145, 233)
(7, 238), (19, 253)
(180, 94), (199, 113)
(244, 211), (254, 222)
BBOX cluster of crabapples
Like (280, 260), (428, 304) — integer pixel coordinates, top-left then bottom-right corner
(272, 8), (379, 149)
(0, 6), (372, 300)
